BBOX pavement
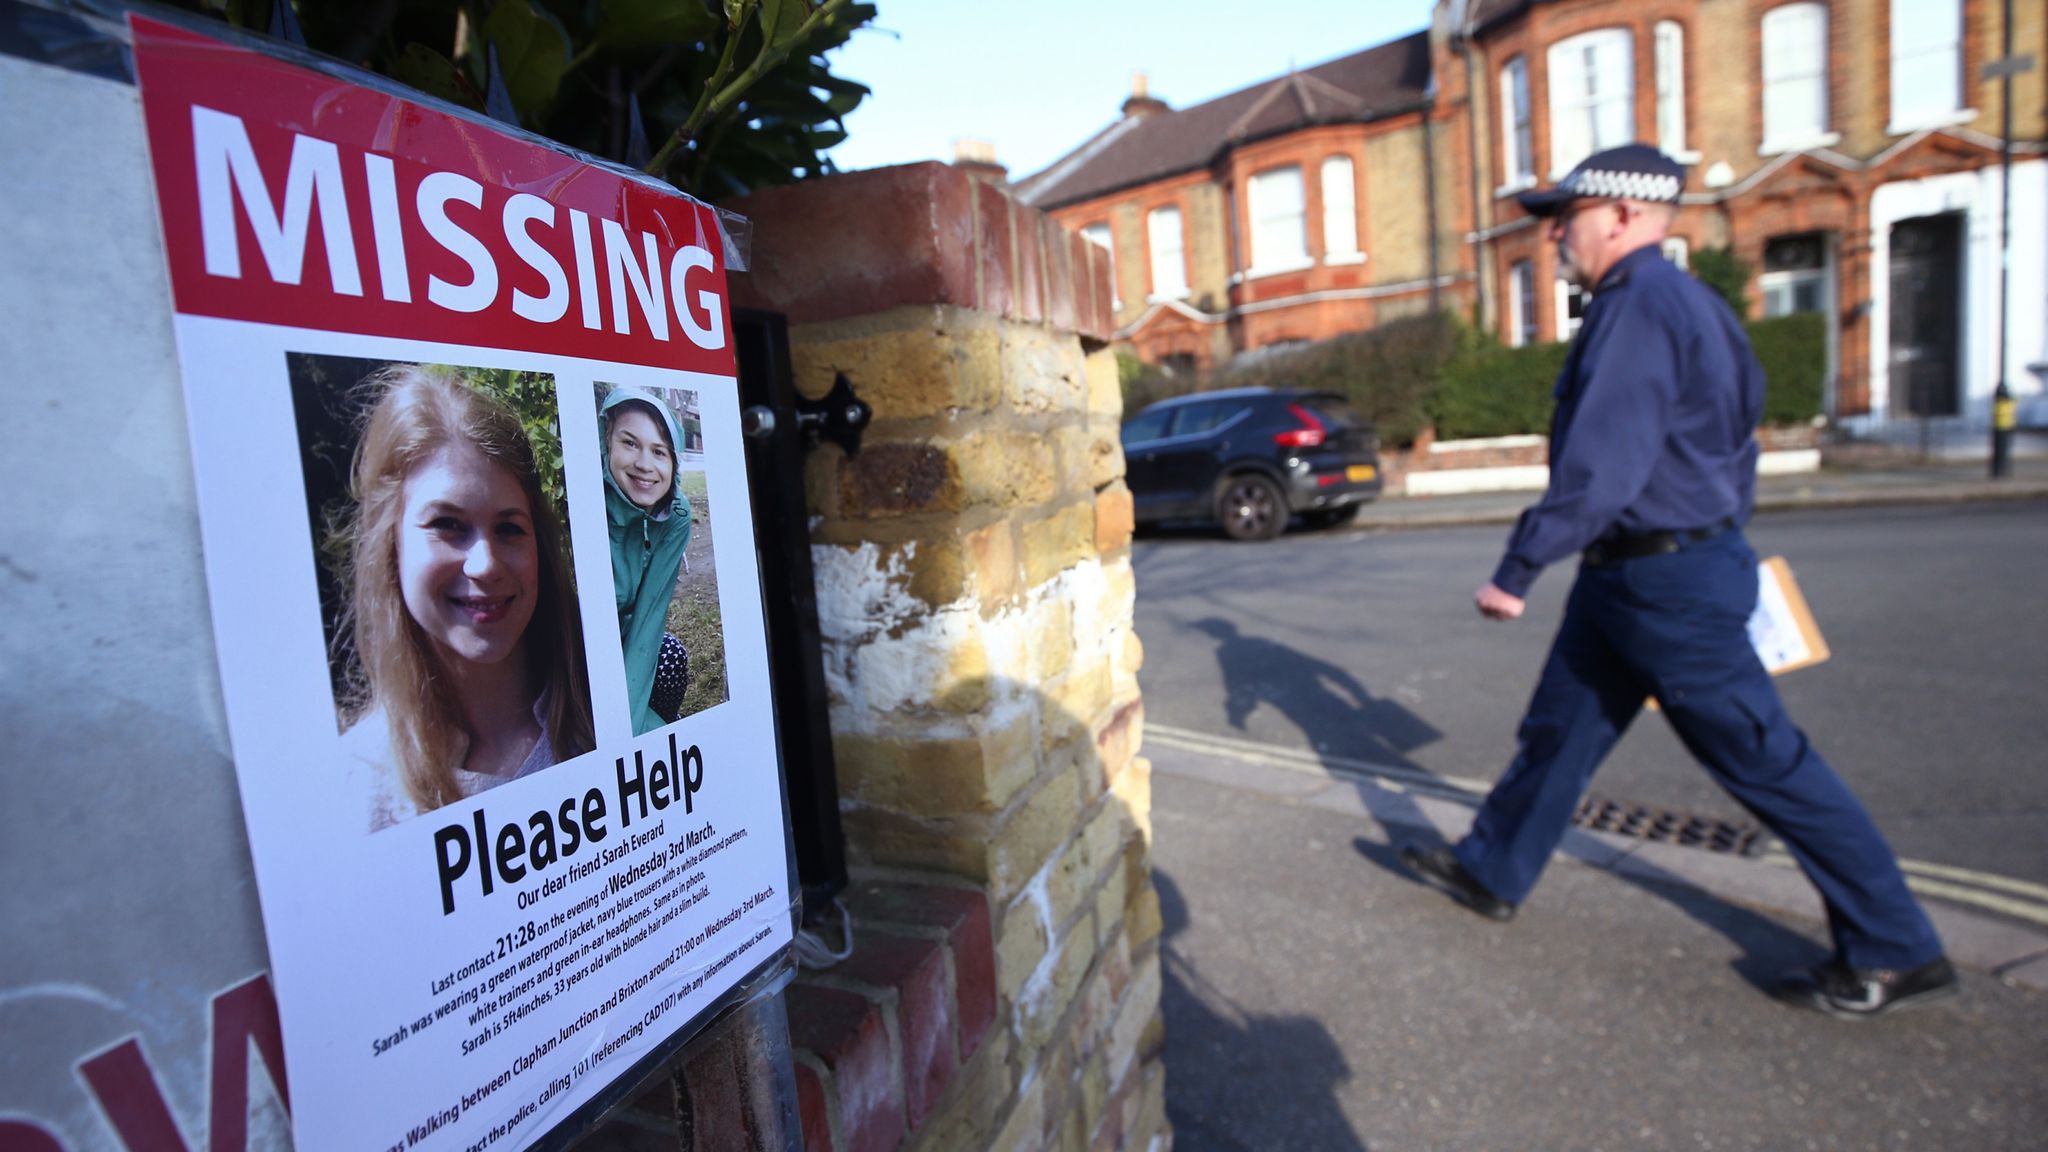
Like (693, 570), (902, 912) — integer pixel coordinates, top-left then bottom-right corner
(1147, 459), (2048, 1149)
(1340, 455), (2048, 533)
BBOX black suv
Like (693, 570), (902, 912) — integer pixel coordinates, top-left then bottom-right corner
(1120, 387), (1383, 541)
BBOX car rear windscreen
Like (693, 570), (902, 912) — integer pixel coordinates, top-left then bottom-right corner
(1300, 394), (1367, 428)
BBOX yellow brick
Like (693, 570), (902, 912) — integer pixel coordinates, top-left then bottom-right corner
(1018, 911), (1098, 1053)
(1106, 954), (1164, 1068)
(1094, 483), (1134, 555)
(1110, 754), (1152, 846)
(999, 323), (1088, 415)
(1079, 1051), (1110, 1142)
(1052, 661), (1114, 733)
(1023, 499), (1097, 588)
(968, 520), (1021, 605)
(903, 533), (968, 608)
(998, 894), (1051, 1004)
(991, 770), (1083, 900)
(832, 711), (1035, 817)
(956, 428), (1059, 510)
(1084, 347), (1122, 418)
(1087, 416), (1125, 489)
(990, 1066), (1047, 1152)
(1094, 853), (1130, 944)
(904, 1031), (1014, 1152)
(1031, 596), (1076, 682)
(1052, 420), (1097, 498)
(838, 806), (988, 880)
(1044, 799), (1126, 936)
(1125, 878), (1163, 951)
(1364, 128), (1430, 283)
(788, 305), (1001, 419)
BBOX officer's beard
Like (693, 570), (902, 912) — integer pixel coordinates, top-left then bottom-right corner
(1556, 244), (1589, 288)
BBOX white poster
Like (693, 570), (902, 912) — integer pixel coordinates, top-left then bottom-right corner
(130, 17), (791, 1151)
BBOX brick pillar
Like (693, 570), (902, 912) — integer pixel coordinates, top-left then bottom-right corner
(726, 163), (1167, 1152)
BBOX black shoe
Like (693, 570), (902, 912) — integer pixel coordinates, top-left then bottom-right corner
(1775, 957), (1960, 1020)
(1399, 843), (1516, 922)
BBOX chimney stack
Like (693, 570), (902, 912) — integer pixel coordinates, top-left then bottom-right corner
(951, 137), (1009, 186)
(1122, 71), (1170, 119)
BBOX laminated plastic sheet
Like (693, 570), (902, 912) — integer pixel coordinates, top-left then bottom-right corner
(0, 5), (800, 1150)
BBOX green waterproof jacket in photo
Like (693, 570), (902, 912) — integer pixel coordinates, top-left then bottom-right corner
(601, 387), (692, 734)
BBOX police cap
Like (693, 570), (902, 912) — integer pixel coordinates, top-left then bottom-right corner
(1517, 143), (1687, 217)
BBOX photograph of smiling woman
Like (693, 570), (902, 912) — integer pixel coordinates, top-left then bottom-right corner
(335, 365), (595, 826)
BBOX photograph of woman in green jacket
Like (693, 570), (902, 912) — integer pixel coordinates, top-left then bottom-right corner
(599, 385), (696, 734)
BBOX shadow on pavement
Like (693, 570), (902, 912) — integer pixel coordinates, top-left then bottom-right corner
(1156, 870), (1369, 1151)
(1192, 617), (1440, 770)
(1356, 830), (1835, 996)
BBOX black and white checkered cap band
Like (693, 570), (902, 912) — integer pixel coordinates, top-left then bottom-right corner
(1563, 168), (1682, 203)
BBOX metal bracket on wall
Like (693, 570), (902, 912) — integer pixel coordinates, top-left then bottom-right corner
(793, 372), (872, 457)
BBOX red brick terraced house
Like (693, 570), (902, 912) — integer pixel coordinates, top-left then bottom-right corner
(1009, 0), (2047, 438)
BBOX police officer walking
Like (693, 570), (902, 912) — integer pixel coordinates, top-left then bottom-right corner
(1400, 144), (1958, 1019)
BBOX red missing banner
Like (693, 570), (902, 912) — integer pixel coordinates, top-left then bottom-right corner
(131, 16), (733, 373)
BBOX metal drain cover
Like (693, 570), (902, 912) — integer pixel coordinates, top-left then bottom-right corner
(1572, 793), (1770, 857)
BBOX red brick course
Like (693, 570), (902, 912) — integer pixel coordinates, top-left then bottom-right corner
(725, 164), (1113, 344)
(784, 880), (1000, 1152)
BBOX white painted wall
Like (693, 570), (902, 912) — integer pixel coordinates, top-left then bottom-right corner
(1861, 159), (2047, 431)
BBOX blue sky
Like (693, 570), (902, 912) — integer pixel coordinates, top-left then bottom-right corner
(824, 0), (1441, 181)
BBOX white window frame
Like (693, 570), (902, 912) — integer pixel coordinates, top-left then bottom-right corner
(1761, 4), (1838, 155)
(1888, 0), (1967, 134)
(1081, 222), (1119, 308)
(1321, 156), (1364, 265)
(1547, 28), (1635, 178)
(1662, 236), (1690, 269)
(1499, 56), (1535, 193)
(1509, 260), (1537, 347)
(1555, 279), (1587, 341)
(1147, 205), (1187, 301)
(1654, 22), (1697, 161)
(1246, 165), (1312, 277)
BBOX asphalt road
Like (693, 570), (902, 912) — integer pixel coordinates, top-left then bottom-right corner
(1132, 499), (2048, 890)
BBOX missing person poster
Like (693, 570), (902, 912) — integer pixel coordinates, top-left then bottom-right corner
(129, 17), (791, 1151)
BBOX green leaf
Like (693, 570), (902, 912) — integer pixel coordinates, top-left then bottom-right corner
(595, 0), (719, 47)
(804, 126), (846, 149)
(390, 42), (481, 108)
(481, 0), (573, 118)
(758, 0), (802, 45)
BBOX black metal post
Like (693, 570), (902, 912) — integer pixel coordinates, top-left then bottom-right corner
(1990, 0), (2016, 477)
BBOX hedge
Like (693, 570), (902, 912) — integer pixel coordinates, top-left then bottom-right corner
(1426, 311), (1825, 439)
(1128, 301), (1825, 444)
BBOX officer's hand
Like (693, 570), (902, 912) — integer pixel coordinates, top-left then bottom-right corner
(1475, 583), (1525, 621)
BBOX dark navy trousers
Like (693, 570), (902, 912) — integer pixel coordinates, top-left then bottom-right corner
(1455, 530), (1944, 971)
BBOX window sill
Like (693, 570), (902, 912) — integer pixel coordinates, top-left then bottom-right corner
(1759, 132), (1840, 157)
(1666, 149), (1703, 165)
(1146, 290), (1190, 304)
(1887, 109), (1976, 136)
(1236, 258), (1317, 282)
(1324, 252), (1368, 267)
(1494, 175), (1537, 198)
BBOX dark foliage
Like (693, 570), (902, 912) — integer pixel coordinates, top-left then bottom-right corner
(1692, 245), (1754, 318)
(166, 0), (876, 197)
(1746, 312), (1827, 426)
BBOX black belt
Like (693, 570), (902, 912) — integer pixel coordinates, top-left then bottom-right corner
(1582, 518), (1736, 567)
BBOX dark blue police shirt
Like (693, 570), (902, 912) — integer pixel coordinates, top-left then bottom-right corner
(1491, 244), (1763, 598)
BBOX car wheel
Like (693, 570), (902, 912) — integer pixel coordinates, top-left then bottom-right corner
(1216, 473), (1286, 541)
(1301, 506), (1357, 531)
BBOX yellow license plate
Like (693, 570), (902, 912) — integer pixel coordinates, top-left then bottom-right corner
(1346, 464), (1377, 482)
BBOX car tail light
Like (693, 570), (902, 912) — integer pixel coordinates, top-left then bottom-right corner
(1273, 403), (1326, 449)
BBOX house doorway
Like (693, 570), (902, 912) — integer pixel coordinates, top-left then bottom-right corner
(1761, 232), (1838, 417)
(1887, 214), (1963, 420)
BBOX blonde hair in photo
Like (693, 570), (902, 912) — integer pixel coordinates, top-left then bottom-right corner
(336, 365), (594, 813)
